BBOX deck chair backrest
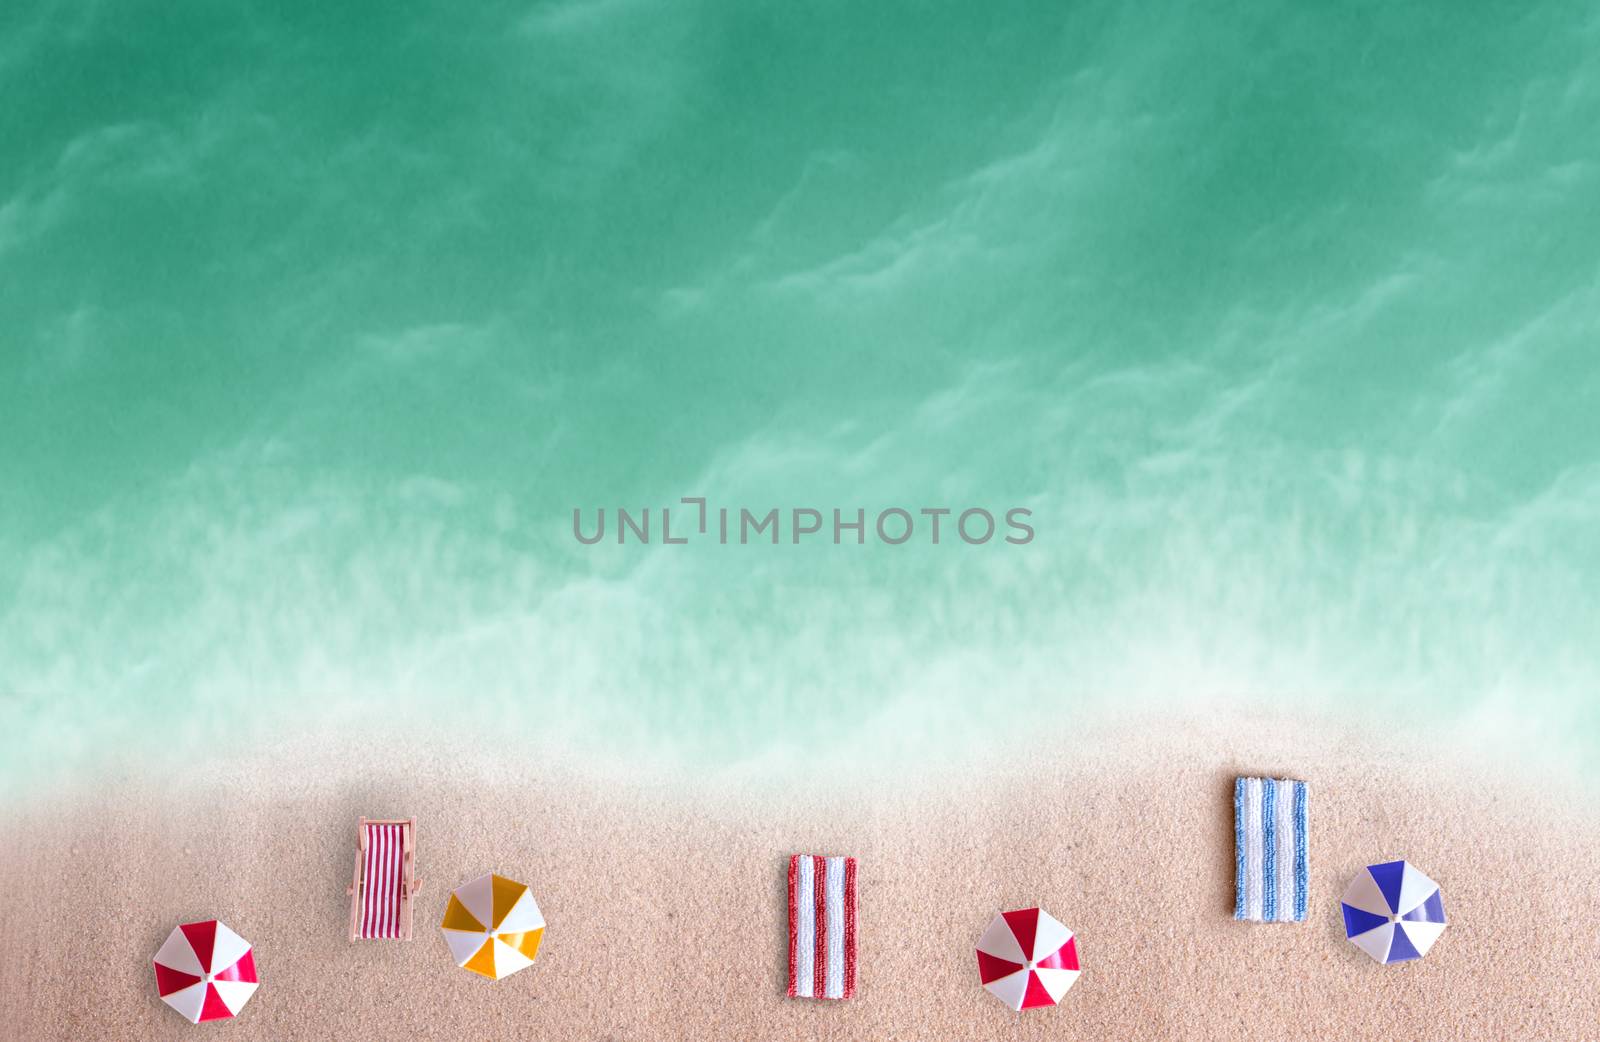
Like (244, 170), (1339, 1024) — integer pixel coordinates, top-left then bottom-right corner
(358, 821), (410, 940)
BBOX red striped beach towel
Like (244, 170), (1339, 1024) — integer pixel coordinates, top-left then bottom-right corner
(787, 854), (856, 1000)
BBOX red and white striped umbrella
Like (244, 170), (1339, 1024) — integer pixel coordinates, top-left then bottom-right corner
(152, 920), (259, 1023)
(975, 907), (1081, 1010)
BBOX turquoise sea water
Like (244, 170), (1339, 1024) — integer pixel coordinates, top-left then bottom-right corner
(2, 2), (1598, 789)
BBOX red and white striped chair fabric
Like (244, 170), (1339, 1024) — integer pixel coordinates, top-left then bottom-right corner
(349, 817), (418, 940)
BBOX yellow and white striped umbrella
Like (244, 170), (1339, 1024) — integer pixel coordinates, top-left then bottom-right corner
(440, 873), (545, 980)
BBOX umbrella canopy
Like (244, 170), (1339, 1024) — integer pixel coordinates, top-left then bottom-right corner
(441, 873), (545, 980)
(975, 907), (1081, 1010)
(1341, 859), (1448, 964)
(152, 920), (259, 1023)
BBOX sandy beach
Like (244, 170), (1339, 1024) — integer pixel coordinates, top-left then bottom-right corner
(1, 708), (1596, 1041)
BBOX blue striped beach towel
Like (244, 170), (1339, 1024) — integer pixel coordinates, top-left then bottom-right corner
(1234, 777), (1308, 923)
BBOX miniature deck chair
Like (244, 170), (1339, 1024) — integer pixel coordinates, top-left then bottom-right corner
(348, 817), (420, 940)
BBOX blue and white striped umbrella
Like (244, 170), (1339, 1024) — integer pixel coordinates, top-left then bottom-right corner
(1340, 859), (1448, 964)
